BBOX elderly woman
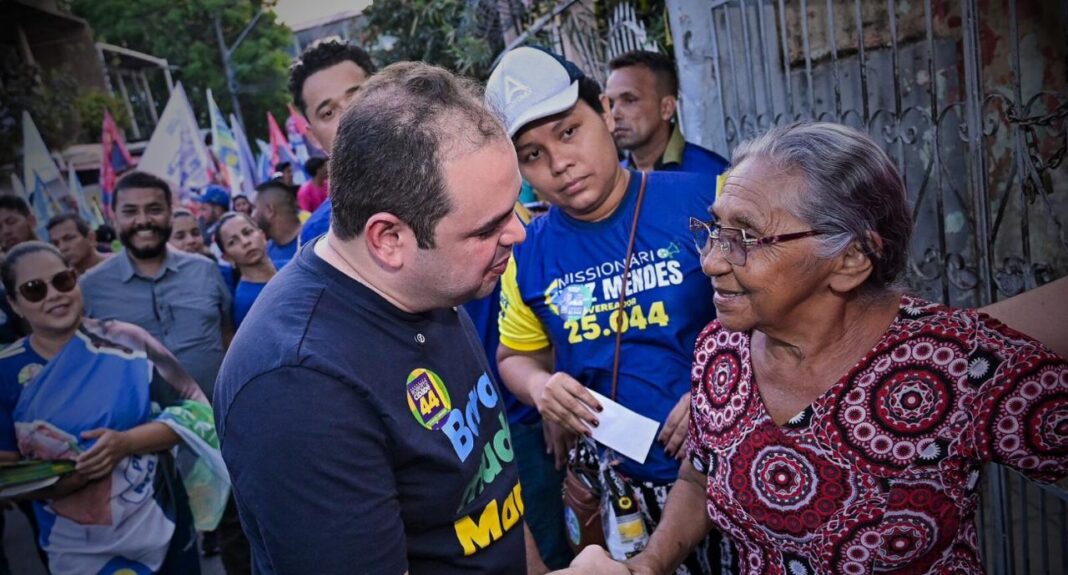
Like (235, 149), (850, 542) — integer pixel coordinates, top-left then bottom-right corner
(562, 122), (1068, 574)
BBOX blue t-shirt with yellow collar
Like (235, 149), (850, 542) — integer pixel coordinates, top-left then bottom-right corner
(499, 170), (719, 483)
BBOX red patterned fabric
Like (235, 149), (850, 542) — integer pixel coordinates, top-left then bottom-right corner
(687, 295), (1068, 574)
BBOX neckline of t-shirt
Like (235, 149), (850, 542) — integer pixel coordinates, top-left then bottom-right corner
(296, 238), (435, 324)
(549, 169), (642, 232)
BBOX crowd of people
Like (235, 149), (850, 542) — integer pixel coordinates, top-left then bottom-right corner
(0, 36), (1064, 575)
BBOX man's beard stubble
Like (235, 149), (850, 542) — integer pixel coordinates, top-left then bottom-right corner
(120, 223), (173, 260)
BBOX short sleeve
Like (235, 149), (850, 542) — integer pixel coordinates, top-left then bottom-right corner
(220, 367), (407, 574)
(498, 257), (549, 352)
(969, 321), (1068, 484)
(212, 264), (234, 323)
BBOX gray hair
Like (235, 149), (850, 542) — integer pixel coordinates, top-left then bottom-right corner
(731, 122), (912, 294)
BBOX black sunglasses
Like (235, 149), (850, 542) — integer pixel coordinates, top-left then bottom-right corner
(17, 269), (78, 303)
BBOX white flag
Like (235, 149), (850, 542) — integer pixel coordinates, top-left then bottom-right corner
(22, 111), (70, 214)
(138, 83), (214, 200)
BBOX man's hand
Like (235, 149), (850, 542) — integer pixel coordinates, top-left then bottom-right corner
(658, 393), (690, 460)
(550, 545), (632, 574)
(533, 372), (602, 437)
(543, 419), (576, 470)
(76, 428), (130, 480)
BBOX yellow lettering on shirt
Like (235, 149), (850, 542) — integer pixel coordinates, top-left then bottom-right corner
(454, 483), (524, 556)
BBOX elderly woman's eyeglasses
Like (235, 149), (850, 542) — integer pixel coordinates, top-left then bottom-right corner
(688, 217), (826, 266)
(17, 269), (78, 303)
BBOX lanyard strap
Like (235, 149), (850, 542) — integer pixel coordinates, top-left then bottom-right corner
(610, 171), (648, 401)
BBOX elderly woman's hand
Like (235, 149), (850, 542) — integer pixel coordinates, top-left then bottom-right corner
(533, 371), (603, 437)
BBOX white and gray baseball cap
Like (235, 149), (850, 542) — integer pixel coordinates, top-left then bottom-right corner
(485, 46), (588, 137)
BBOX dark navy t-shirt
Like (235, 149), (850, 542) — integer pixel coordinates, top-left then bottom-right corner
(214, 240), (526, 575)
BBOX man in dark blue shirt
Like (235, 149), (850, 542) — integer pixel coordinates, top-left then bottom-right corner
(215, 62), (528, 574)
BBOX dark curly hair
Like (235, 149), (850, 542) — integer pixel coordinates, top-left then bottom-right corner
(289, 40), (377, 115)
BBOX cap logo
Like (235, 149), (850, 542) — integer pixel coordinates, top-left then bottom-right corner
(504, 76), (532, 105)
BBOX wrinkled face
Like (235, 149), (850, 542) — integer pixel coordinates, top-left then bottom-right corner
(410, 139), (526, 308)
(169, 215), (206, 254)
(0, 208), (36, 252)
(115, 186), (172, 260)
(48, 219), (93, 269)
(513, 99), (622, 220)
(605, 65), (670, 151)
(218, 216), (267, 267)
(7, 250), (82, 335)
(302, 61), (370, 153)
(233, 196), (253, 215)
(702, 158), (832, 332)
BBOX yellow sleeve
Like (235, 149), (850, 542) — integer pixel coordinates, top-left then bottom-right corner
(513, 202), (532, 225)
(498, 256), (550, 352)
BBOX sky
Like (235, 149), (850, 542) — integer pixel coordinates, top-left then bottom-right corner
(272, 0), (372, 29)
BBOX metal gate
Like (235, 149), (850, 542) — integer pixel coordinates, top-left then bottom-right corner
(666, 0), (1067, 572)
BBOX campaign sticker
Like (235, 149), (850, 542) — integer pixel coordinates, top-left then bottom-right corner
(17, 364), (43, 387)
(406, 368), (452, 430)
(553, 283), (594, 322)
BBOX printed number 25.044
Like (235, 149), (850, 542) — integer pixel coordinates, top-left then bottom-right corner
(563, 301), (670, 344)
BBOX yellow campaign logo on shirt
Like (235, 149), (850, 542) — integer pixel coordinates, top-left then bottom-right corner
(405, 368), (452, 430)
(18, 364), (43, 387)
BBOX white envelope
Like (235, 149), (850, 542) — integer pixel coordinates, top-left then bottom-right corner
(585, 389), (660, 464)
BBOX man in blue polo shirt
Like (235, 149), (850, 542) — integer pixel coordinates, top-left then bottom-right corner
(486, 47), (732, 574)
(606, 50), (729, 176)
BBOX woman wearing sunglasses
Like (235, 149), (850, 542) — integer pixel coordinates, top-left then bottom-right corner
(213, 212), (276, 328)
(0, 241), (228, 574)
(562, 123), (1068, 575)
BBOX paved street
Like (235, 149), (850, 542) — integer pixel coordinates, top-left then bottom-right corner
(2, 507), (225, 574)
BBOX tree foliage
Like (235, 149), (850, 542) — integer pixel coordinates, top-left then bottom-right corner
(0, 55), (81, 167)
(75, 90), (133, 143)
(361, 0), (503, 81)
(71, 0), (293, 140)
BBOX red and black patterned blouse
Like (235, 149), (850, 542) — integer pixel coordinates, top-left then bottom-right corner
(687, 295), (1068, 574)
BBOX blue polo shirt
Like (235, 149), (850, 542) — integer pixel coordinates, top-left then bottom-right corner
(623, 124), (729, 177)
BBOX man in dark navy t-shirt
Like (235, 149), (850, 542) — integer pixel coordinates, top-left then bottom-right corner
(214, 63), (528, 574)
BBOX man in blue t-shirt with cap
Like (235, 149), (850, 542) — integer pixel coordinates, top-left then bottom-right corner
(485, 47), (733, 575)
(196, 184), (231, 246)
